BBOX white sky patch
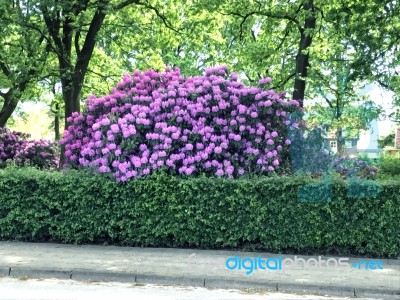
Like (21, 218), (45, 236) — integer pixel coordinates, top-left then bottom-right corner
(362, 83), (397, 137)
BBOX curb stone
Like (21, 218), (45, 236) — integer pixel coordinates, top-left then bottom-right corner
(1, 267), (11, 277)
(7, 267), (71, 280)
(3, 266), (399, 299)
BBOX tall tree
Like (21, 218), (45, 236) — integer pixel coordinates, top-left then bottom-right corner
(314, 0), (400, 119)
(306, 59), (381, 154)
(19, 0), (183, 130)
(306, 0), (400, 144)
(292, 0), (316, 105)
(210, 0), (399, 111)
(0, 2), (51, 127)
(212, 0), (320, 106)
(95, 0), (226, 76)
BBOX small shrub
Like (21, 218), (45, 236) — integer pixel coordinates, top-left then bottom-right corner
(0, 127), (59, 169)
(378, 153), (400, 176)
(378, 132), (395, 148)
(333, 156), (378, 179)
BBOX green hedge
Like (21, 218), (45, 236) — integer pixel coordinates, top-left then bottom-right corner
(0, 167), (399, 257)
(378, 154), (400, 176)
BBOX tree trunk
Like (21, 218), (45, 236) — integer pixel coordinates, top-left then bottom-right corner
(54, 103), (60, 141)
(0, 90), (18, 127)
(61, 10), (106, 130)
(292, 0), (316, 107)
(57, 9), (106, 167)
(62, 77), (82, 129)
(335, 91), (345, 156)
(337, 129), (345, 156)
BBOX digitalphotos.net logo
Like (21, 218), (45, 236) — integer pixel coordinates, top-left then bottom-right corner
(226, 256), (384, 275)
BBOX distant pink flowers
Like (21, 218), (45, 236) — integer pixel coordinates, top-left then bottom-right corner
(0, 128), (59, 169)
(259, 77), (272, 85)
(60, 66), (300, 181)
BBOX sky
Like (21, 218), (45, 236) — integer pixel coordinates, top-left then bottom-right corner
(357, 83), (396, 151)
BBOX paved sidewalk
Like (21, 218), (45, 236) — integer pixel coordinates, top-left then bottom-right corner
(0, 241), (399, 299)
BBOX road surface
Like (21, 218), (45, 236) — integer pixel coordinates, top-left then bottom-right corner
(0, 277), (382, 300)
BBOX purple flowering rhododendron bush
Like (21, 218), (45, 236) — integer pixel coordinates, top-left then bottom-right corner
(60, 66), (301, 181)
(0, 128), (59, 169)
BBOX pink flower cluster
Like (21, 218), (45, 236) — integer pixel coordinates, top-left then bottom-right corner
(60, 66), (300, 181)
(0, 128), (59, 169)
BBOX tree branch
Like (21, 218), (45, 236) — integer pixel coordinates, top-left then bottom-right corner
(112, 0), (179, 33)
(71, 0), (91, 16)
(40, 5), (63, 53)
(271, 72), (295, 90)
(70, 3), (108, 104)
(16, 22), (61, 58)
(258, 11), (299, 26)
(235, 11), (256, 41)
(135, 2), (181, 33)
(0, 60), (11, 77)
(222, 8), (300, 41)
(275, 25), (291, 52)
(314, 69), (338, 94)
(87, 68), (122, 80)
(114, 0), (141, 10)
(244, 72), (256, 83)
(324, 96), (334, 108)
(377, 79), (390, 89)
(75, 30), (81, 56)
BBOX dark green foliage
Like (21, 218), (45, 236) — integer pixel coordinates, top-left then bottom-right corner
(378, 154), (400, 177)
(378, 133), (395, 149)
(333, 156), (378, 179)
(0, 167), (398, 257)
